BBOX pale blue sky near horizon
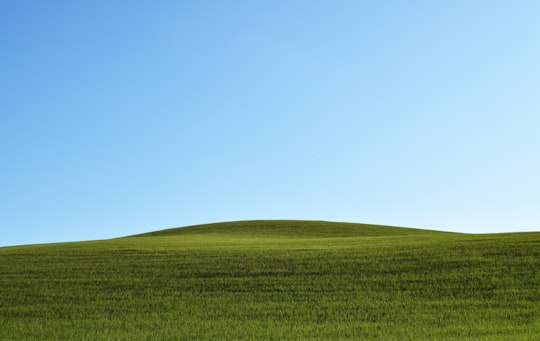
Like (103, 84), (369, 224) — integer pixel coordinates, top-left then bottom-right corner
(1, 1), (540, 247)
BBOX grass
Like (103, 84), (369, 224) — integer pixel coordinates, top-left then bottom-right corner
(0, 220), (539, 340)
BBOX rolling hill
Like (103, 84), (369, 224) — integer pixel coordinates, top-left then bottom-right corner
(1, 220), (538, 340)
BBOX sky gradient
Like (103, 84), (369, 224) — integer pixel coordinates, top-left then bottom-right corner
(2, 1), (540, 246)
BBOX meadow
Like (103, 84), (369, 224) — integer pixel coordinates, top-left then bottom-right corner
(0, 220), (539, 340)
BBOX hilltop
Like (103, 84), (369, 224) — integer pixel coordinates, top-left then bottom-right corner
(130, 219), (448, 238)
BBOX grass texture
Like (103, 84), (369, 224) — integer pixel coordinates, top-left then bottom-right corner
(1, 220), (539, 340)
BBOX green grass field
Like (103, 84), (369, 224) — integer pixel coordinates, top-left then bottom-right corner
(1, 220), (539, 340)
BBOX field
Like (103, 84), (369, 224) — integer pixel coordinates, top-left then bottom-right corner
(1, 220), (539, 340)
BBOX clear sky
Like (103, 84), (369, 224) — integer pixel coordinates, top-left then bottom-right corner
(2, 1), (540, 246)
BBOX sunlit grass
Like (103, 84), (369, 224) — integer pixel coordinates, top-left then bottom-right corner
(1, 220), (538, 340)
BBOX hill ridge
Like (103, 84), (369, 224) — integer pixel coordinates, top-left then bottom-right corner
(129, 219), (454, 238)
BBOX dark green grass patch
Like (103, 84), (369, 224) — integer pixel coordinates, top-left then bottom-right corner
(1, 220), (539, 340)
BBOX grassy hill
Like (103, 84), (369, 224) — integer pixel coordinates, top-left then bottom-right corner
(1, 220), (538, 340)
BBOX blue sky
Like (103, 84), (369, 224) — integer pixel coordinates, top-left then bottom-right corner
(2, 1), (540, 246)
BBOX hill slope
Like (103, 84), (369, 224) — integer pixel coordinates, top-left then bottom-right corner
(1, 220), (539, 340)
